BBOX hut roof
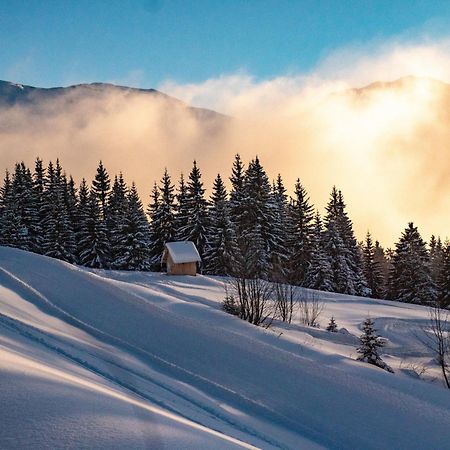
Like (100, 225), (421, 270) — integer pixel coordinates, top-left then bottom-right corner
(162, 241), (201, 264)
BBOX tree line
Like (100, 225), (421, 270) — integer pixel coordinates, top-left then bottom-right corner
(0, 155), (448, 307)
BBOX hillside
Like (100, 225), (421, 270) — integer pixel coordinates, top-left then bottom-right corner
(1, 246), (449, 449)
(0, 80), (227, 123)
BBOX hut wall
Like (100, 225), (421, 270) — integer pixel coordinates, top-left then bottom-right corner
(166, 255), (197, 276)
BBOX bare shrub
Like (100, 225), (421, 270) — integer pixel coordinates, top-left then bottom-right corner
(421, 303), (450, 389)
(298, 290), (324, 327)
(274, 281), (298, 324)
(225, 276), (276, 327)
(399, 361), (429, 380)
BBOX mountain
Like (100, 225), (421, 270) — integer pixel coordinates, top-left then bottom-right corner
(353, 74), (445, 90)
(0, 79), (227, 123)
(1, 246), (450, 449)
(0, 79), (231, 198)
(0, 79), (154, 105)
(349, 75), (450, 100)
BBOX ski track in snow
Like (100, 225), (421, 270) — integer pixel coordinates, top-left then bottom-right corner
(0, 313), (265, 450)
(0, 258), (320, 449)
(1, 247), (450, 450)
(0, 272), (288, 449)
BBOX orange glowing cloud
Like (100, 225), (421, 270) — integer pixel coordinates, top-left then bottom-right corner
(0, 40), (449, 246)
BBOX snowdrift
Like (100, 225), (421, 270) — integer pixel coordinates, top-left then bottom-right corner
(0, 247), (449, 449)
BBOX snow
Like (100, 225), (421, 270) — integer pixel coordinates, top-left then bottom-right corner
(162, 241), (201, 264)
(0, 246), (449, 449)
(8, 82), (24, 90)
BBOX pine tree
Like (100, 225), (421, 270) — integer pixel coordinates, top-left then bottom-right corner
(305, 212), (333, 291)
(114, 183), (151, 270)
(75, 178), (90, 261)
(287, 178), (314, 285)
(373, 240), (389, 299)
(336, 189), (369, 296)
(0, 170), (11, 224)
(0, 169), (22, 248)
(33, 158), (46, 251)
(178, 161), (209, 259)
(39, 160), (54, 249)
(323, 211), (353, 293)
(107, 173), (128, 268)
(323, 187), (368, 295)
(357, 318), (393, 372)
(41, 160), (76, 262)
(228, 154), (249, 276)
(268, 175), (290, 281)
(175, 173), (189, 238)
(238, 156), (279, 279)
(7, 163), (37, 250)
(65, 176), (79, 236)
(430, 235), (445, 287)
(149, 169), (177, 267)
(384, 247), (395, 297)
(92, 160), (110, 220)
(33, 158), (45, 201)
(437, 240), (450, 308)
(24, 163), (40, 251)
(204, 174), (238, 275)
(0, 162), (40, 251)
(228, 154), (246, 233)
(77, 190), (110, 268)
(362, 232), (384, 298)
(147, 182), (160, 219)
(326, 317), (338, 332)
(147, 182), (160, 265)
(390, 222), (436, 305)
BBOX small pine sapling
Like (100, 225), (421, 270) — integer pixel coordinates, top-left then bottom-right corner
(222, 288), (241, 316)
(357, 318), (394, 373)
(326, 317), (338, 332)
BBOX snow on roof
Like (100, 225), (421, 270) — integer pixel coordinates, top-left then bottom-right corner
(162, 241), (201, 264)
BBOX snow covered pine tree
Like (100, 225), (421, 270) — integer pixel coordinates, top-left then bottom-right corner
(362, 231), (385, 299)
(357, 318), (393, 373)
(390, 222), (437, 305)
(326, 317), (338, 332)
(148, 169), (177, 269)
(177, 161), (209, 262)
(203, 173), (238, 275)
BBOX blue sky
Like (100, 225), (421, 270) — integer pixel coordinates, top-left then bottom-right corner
(1, 0), (450, 88)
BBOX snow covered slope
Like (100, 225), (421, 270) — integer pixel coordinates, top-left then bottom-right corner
(0, 247), (449, 449)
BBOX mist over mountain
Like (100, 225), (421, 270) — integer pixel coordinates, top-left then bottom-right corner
(0, 79), (227, 124)
(0, 76), (448, 245)
(0, 79), (231, 203)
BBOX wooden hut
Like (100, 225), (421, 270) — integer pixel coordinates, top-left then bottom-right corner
(161, 241), (201, 276)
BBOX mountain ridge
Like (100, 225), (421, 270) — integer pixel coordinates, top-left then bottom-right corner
(1, 75), (448, 114)
(0, 79), (228, 122)
(350, 75), (450, 95)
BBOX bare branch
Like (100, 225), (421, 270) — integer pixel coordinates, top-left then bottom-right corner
(297, 289), (324, 328)
(421, 303), (450, 389)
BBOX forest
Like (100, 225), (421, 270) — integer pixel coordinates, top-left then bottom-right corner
(0, 155), (448, 308)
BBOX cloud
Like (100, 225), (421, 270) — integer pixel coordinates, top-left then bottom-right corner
(160, 39), (450, 111)
(1, 38), (450, 245)
(159, 39), (450, 244)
